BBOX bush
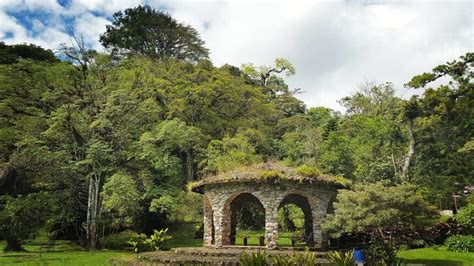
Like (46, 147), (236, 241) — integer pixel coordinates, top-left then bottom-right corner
(240, 252), (267, 266)
(296, 165), (322, 177)
(445, 235), (474, 252)
(327, 250), (354, 266)
(424, 221), (463, 245)
(241, 250), (317, 266)
(289, 250), (317, 266)
(128, 228), (172, 253)
(455, 204), (474, 234)
(364, 237), (397, 265)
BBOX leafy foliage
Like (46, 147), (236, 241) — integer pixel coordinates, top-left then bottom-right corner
(0, 18), (472, 253)
(100, 5), (209, 61)
(0, 42), (58, 64)
(128, 228), (172, 253)
(445, 235), (474, 253)
(240, 252), (267, 266)
(0, 193), (54, 251)
(327, 250), (355, 266)
(454, 204), (474, 234)
(323, 183), (436, 240)
(101, 172), (141, 227)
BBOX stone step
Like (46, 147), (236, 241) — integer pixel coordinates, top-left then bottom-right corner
(139, 248), (331, 266)
(170, 247), (327, 258)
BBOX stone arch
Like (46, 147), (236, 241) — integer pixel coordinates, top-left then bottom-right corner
(277, 193), (314, 246)
(203, 195), (214, 246)
(221, 192), (265, 246)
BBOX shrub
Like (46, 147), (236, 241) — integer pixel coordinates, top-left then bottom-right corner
(296, 165), (322, 177)
(445, 235), (474, 252)
(128, 233), (148, 253)
(240, 252), (267, 266)
(259, 170), (284, 179)
(128, 228), (172, 253)
(364, 237), (397, 265)
(327, 250), (354, 266)
(291, 249), (317, 266)
(455, 204), (474, 234)
(272, 254), (293, 266)
(424, 221), (463, 245)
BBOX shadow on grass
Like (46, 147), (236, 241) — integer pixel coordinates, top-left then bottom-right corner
(402, 259), (463, 266)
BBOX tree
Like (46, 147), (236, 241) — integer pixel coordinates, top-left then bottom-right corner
(242, 58), (295, 88)
(0, 42), (58, 64)
(202, 133), (262, 174)
(405, 53), (473, 208)
(0, 193), (54, 251)
(100, 5), (209, 61)
(101, 171), (140, 228)
(323, 183), (436, 240)
(454, 203), (474, 234)
(140, 119), (205, 181)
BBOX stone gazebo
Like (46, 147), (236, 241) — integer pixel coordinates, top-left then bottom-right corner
(190, 163), (343, 249)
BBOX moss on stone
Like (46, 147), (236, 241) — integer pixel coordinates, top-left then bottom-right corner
(189, 162), (349, 193)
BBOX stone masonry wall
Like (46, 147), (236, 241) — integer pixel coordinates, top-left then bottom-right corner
(202, 181), (336, 249)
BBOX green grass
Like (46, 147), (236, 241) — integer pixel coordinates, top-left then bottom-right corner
(0, 240), (136, 265)
(234, 229), (306, 247)
(0, 223), (202, 265)
(397, 247), (474, 266)
(166, 222), (203, 248)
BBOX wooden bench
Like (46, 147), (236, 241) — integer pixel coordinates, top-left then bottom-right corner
(291, 236), (305, 247)
(290, 233), (313, 247)
(234, 235), (265, 246)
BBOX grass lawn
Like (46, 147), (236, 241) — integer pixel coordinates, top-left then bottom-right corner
(166, 222), (203, 248)
(234, 229), (306, 247)
(0, 240), (136, 265)
(398, 247), (474, 266)
(0, 223), (200, 265)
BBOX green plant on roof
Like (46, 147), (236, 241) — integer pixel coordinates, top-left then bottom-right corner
(297, 165), (351, 187)
(296, 165), (322, 178)
(259, 170), (284, 179)
(328, 175), (351, 187)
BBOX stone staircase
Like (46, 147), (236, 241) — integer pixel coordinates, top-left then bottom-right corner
(137, 247), (330, 265)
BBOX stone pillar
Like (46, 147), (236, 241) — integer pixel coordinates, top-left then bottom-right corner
(264, 205), (279, 248)
(312, 209), (328, 250)
(203, 196), (214, 247)
(213, 195), (233, 247)
(213, 205), (224, 247)
(210, 192), (227, 247)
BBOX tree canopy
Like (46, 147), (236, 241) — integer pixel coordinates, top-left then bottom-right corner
(100, 5), (209, 61)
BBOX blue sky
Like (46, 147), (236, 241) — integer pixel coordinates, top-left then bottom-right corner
(0, 0), (472, 110)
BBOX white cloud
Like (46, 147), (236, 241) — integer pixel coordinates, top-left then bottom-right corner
(163, 0), (472, 110)
(0, 0), (472, 111)
(74, 13), (110, 51)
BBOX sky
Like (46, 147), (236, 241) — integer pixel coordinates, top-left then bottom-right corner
(0, 0), (472, 111)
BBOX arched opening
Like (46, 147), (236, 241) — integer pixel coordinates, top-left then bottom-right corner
(222, 192), (265, 246)
(203, 195), (214, 246)
(277, 193), (314, 247)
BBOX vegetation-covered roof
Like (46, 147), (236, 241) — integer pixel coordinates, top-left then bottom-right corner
(189, 162), (350, 193)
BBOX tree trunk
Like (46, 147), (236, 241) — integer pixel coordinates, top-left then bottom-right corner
(401, 119), (415, 181)
(185, 151), (193, 181)
(86, 173), (101, 250)
(5, 238), (25, 252)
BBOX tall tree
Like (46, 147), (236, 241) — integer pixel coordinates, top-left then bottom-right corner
(100, 5), (209, 61)
(405, 53), (473, 208)
(0, 42), (58, 65)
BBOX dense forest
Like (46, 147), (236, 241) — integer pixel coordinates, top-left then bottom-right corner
(0, 5), (472, 255)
